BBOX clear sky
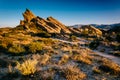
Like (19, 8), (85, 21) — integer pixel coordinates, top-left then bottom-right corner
(0, 0), (120, 27)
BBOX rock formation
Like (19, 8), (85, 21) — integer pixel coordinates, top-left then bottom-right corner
(81, 25), (102, 37)
(47, 17), (71, 33)
(22, 9), (36, 22)
(17, 9), (102, 37)
(18, 9), (71, 34)
(69, 25), (102, 37)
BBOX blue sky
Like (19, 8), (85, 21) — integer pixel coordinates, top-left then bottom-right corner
(0, 0), (120, 27)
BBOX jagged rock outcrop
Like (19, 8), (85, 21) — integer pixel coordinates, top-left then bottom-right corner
(18, 9), (71, 34)
(22, 9), (36, 22)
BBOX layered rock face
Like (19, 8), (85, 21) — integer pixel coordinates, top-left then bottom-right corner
(23, 9), (36, 22)
(17, 9), (102, 37)
(19, 9), (71, 34)
(47, 17), (71, 33)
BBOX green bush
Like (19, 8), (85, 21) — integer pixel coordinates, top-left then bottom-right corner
(89, 40), (100, 49)
(106, 36), (113, 41)
(2, 33), (10, 37)
(36, 32), (51, 38)
(116, 34), (120, 42)
(15, 25), (26, 30)
(28, 42), (44, 53)
(0, 38), (13, 49)
(8, 44), (25, 54)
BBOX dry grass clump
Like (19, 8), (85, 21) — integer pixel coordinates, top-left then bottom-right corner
(38, 54), (50, 65)
(59, 54), (69, 64)
(60, 65), (86, 80)
(72, 52), (92, 65)
(28, 42), (44, 53)
(99, 58), (120, 75)
(16, 59), (38, 75)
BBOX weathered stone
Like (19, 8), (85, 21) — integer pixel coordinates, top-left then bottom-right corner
(22, 9), (36, 22)
(47, 17), (71, 34)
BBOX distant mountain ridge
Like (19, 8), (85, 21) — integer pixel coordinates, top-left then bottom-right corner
(73, 23), (120, 30)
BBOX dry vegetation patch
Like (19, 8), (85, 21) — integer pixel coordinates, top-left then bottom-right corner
(72, 50), (93, 65)
(58, 54), (69, 64)
(60, 65), (86, 80)
(99, 58), (120, 75)
(39, 54), (50, 65)
(28, 42), (44, 53)
(8, 44), (26, 54)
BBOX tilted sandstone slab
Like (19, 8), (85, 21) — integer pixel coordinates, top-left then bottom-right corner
(18, 9), (71, 34)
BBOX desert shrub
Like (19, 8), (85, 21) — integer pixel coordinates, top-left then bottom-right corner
(69, 35), (77, 41)
(0, 59), (15, 68)
(59, 54), (69, 64)
(72, 53), (92, 65)
(39, 54), (50, 65)
(106, 36), (113, 41)
(36, 32), (51, 38)
(28, 42), (44, 53)
(1, 72), (20, 80)
(99, 58), (120, 75)
(82, 30), (88, 35)
(0, 42), (7, 52)
(40, 38), (54, 45)
(8, 44), (25, 54)
(0, 38), (13, 49)
(51, 33), (58, 37)
(109, 51), (120, 56)
(60, 65), (86, 80)
(89, 40), (100, 49)
(16, 59), (38, 75)
(2, 33), (10, 37)
(15, 25), (26, 30)
(92, 66), (101, 74)
(116, 34), (120, 42)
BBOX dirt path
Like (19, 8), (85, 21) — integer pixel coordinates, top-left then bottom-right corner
(53, 38), (120, 65)
(94, 50), (120, 65)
